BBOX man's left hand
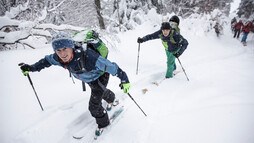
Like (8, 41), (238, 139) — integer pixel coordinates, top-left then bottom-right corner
(120, 82), (130, 94)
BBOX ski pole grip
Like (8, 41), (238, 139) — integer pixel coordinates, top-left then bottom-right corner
(18, 63), (25, 66)
(18, 63), (29, 76)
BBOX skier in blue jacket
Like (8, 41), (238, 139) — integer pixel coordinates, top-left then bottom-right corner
(137, 22), (188, 78)
(20, 32), (130, 136)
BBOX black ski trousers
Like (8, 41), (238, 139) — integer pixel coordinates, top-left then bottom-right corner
(87, 73), (115, 128)
(234, 29), (241, 38)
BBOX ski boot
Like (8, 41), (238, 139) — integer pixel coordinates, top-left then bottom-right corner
(95, 128), (104, 136)
(106, 99), (119, 111)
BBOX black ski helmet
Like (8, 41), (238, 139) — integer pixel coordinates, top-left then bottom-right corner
(169, 15), (180, 25)
(161, 22), (171, 30)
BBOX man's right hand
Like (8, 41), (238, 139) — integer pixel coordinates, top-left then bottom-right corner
(19, 63), (32, 76)
(137, 37), (144, 43)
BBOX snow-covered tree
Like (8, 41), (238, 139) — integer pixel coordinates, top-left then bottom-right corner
(162, 0), (232, 17)
(0, 1), (85, 51)
(0, 0), (241, 51)
(0, 0), (23, 16)
(95, 0), (106, 29)
(237, 0), (254, 20)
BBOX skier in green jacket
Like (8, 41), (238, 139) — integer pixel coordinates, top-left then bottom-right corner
(137, 22), (188, 78)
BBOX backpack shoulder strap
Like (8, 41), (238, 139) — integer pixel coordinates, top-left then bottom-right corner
(159, 29), (177, 44)
(79, 49), (87, 73)
(169, 29), (177, 44)
(72, 45), (88, 73)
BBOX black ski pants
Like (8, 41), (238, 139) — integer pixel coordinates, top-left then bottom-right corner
(234, 29), (241, 38)
(87, 73), (115, 128)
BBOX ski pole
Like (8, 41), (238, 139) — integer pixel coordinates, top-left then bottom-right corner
(127, 93), (147, 117)
(136, 43), (141, 75)
(18, 63), (44, 111)
(176, 57), (189, 81)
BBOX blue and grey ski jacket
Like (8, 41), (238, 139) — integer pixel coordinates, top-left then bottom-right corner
(29, 46), (129, 83)
(142, 29), (188, 55)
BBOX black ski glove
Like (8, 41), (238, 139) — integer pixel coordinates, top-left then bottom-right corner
(137, 37), (144, 43)
(20, 64), (32, 72)
(19, 63), (32, 76)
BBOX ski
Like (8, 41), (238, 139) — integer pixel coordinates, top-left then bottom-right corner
(72, 119), (95, 139)
(142, 78), (166, 94)
(72, 104), (122, 140)
(152, 77), (166, 86)
(94, 106), (124, 140)
(142, 70), (183, 94)
(173, 70), (183, 76)
(152, 70), (182, 86)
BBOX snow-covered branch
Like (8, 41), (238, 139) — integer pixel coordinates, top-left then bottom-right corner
(47, 0), (67, 12)
(0, 17), (20, 30)
(0, 14), (84, 50)
(36, 24), (84, 31)
(4, 1), (29, 19)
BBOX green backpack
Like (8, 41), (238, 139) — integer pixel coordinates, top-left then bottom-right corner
(72, 30), (108, 58)
(72, 30), (109, 91)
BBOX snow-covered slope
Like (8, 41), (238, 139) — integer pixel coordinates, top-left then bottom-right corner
(1, 15), (254, 143)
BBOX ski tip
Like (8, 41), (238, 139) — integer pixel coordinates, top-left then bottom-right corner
(119, 106), (124, 111)
(73, 136), (83, 140)
(152, 82), (159, 86)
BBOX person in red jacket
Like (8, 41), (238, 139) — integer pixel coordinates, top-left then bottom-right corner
(233, 20), (243, 38)
(241, 21), (253, 44)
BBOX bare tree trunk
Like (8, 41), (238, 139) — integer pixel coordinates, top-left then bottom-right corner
(114, 0), (121, 31)
(94, 0), (105, 29)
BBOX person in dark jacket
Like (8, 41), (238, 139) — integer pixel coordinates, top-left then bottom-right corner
(241, 21), (253, 44)
(233, 20), (243, 38)
(214, 22), (222, 37)
(169, 15), (180, 33)
(20, 32), (130, 136)
(137, 22), (188, 78)
(231, 17), (237, 32)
